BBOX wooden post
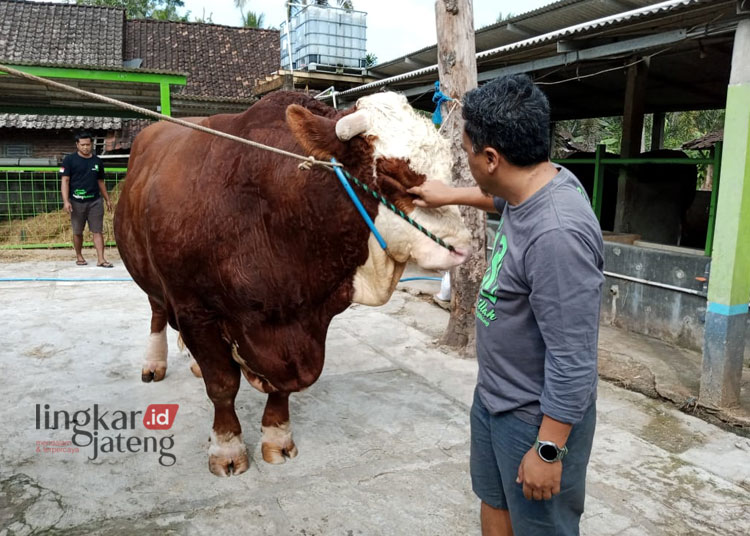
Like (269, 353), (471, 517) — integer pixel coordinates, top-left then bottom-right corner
(651, 112), (665, 150)
(435, 0), (483, 352)
(614, 58), (648, 232)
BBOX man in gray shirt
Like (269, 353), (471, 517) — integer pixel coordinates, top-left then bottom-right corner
(408, 74), (603, 535)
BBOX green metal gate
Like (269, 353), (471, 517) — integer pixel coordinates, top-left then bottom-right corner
(0, 166), (127, 248)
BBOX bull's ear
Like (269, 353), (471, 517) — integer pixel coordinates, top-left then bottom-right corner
(286, 104), (347, 161)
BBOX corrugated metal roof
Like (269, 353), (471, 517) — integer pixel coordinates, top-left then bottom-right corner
(343, 0), (709, 98)
(371, 0), (660, 74)
(477, 0), (701, 60)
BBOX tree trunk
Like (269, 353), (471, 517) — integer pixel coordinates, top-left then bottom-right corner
(435, 0), (484, 355)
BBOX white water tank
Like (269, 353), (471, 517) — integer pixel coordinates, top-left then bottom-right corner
(280, 4), (367, 71)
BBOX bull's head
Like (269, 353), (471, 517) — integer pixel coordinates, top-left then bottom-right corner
(287, 92), (472, 305)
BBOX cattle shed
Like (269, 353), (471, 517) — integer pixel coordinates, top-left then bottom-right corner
(327, 0), (750, 408)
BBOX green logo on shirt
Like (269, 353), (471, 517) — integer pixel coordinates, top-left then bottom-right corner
(480, 218), (507, 304)
(476, 218), (507, 326)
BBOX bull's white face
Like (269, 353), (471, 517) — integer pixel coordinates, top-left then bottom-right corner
(338, 92), (473, 305)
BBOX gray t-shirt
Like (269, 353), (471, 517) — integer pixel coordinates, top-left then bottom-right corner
(476, 165), (604, 426)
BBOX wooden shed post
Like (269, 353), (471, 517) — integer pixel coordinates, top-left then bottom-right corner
(614, 58), (648, 233)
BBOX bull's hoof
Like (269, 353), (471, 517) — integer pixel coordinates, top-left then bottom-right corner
(208, 450), (249, 477)
(141, 365), (167, 382)
(189, 359), (202, 378)
(261, 441), (298, 464)
(261, 422), (298, 464)
(208, 433), (249, 477)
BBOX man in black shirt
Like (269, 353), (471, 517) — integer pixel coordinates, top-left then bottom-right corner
(60, 132), (113, 267)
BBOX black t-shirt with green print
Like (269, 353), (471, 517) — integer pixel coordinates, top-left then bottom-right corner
(475, 165), (604, 427)
(60, 152), (105, 202)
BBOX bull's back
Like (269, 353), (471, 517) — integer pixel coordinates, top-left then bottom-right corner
(115, 118), (212, 299)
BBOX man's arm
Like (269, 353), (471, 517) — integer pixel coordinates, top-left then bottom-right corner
(516, 228), (604, 501)
(98, 179), (112, 212)
(97, 161), (112, 212)
(407, 181), (498, 212)
(61, 176), (72, 213)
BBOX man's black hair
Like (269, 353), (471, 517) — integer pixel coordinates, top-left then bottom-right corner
(462, 74), (550, 167)
(75, 131), (93, 142)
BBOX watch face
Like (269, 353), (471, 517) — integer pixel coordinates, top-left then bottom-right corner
(539, 443), (558, 461)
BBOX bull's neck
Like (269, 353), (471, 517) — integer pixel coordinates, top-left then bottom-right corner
(351, 233), (407, 306)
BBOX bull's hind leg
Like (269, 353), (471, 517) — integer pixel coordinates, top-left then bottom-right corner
(142, 296), (168, 382)
(261, 392), (298, 464)
(177, 332), (202, 378)
(179, 317), (249, 477)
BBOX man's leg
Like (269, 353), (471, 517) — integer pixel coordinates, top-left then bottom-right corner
(87, 199), (110, 266)
(471, 389), (513, 536)
(70, 200), (86, 264)
(73, 234), (85, 263)
(93, 232), (107, 265)
(481, 502), (513, 536)
(495, 403), (597, 536)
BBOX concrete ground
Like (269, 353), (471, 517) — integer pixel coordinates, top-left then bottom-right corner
(1, 255), (749, 535)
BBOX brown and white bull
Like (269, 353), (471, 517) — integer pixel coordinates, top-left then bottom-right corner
(114, 91), (472, 476)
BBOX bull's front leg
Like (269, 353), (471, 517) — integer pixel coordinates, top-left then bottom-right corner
(261, 392), (298, 464)
(179, 318), (249, 477)
(142, 296), (168, 382)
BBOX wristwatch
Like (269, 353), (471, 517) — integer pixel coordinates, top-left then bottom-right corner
(534, 437), (568, 463)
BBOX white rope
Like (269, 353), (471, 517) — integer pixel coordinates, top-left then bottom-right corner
(437, 99), (462, 134)
(0, 63), (342, 171)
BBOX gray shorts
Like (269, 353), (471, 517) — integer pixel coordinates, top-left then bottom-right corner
(470, 388), (596, 535)
(70, 198), (104, 235)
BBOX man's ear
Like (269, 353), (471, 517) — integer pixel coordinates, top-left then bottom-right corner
(286, 104), (348, 161)
(485, 146), (501, 175)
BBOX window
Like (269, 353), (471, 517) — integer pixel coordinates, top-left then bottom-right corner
(3, 144), (32, 158)
(92, 137), (105, 156)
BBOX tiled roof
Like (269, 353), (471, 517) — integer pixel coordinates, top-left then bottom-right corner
(0, 114), (122, 130)
(682, 130), (723, 150)
(125, 19), (280, 99)
(0, 0), (124, 67)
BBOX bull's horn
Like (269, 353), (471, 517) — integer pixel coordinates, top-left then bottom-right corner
(335, 110), (371, 141)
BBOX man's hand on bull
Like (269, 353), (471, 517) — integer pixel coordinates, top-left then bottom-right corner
(407, 181), (457, 208)
(408, 182), (499, 213)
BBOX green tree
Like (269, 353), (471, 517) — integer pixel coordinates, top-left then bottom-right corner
(554, 110), (725, 158)
(235, 0), (266, 28)
(497, 11), (515, 22)
(77, 0), (188, 21)
(193, 8), (213, 23)
(363, 52), (377, 68)
(242, 11), (265, 28)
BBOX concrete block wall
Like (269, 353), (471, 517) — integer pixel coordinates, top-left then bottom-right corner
(601, 242), (750, 365)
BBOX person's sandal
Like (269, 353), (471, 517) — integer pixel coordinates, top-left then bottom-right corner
(76, 260), (88, 265)
(97, 261), (114, 268)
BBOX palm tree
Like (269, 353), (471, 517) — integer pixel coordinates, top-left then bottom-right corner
(243, 11), (265, 28)
(235, 0), (265, 28)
